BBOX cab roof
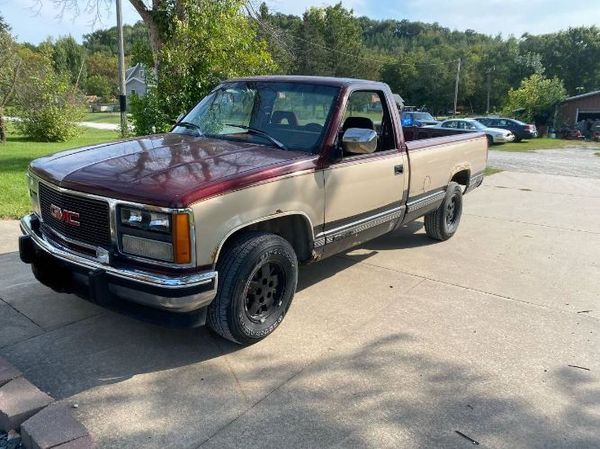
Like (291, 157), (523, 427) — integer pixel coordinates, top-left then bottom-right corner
(225, 75), (389, 89)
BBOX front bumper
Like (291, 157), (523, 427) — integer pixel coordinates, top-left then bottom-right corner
(493, 134), (515, 143)
(20, 214), (218, 325)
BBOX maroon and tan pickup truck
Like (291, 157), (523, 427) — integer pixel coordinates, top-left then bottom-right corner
(20, 76), (487, 344)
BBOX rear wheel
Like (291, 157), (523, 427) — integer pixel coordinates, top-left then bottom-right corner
(207, 231), (298, 345)
(424, 182), (463, 241)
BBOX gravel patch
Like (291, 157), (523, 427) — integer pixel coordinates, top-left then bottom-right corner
(488, 147), (600, 178)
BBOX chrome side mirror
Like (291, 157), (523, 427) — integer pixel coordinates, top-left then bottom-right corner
(342, 128), (378, 154)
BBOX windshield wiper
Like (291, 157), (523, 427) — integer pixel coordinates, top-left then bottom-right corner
(224, 124), (287, 151)
(174, 121), (203, 135)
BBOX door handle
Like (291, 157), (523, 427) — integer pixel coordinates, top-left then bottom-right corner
(394, 164), (403, 175)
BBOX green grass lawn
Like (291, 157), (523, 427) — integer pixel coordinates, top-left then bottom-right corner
(494, 137), (600, 152)
(82, 112), (124, 124)
(0, 126), (119, 219)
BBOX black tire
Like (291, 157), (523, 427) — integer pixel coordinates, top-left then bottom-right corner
(207, 231), (298, 345)
(424, 182), (463, 241)
(486, 134), (493, 146)
(514, 136), (522, 143)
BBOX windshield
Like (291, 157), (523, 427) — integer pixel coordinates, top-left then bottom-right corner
(410, 112), (435, 121)
(173, 81), (340, 153)
(470, 121), (487, 130)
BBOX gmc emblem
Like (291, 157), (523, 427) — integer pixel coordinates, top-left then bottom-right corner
(49, 204), (80, 227)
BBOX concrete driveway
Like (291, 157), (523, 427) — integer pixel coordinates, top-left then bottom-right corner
(1, 171), (599, 449)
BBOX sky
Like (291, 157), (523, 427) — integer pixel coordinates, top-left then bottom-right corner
(1, 0), (599, 44)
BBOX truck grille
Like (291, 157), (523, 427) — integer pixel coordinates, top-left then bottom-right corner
(39, 183), (112, 249)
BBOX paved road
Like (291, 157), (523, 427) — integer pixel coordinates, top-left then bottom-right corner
(1, 171), (599, 449)
(78, 122), (119, 130)
(489, 147), (600, 178)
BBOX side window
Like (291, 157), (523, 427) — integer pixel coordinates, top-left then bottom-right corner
(341, 90), (395, 153)
(457, 121), (466, 130)
(497, 119), (509, 127)
(466, 122), (477, 130)
(442, 121), (456, 129)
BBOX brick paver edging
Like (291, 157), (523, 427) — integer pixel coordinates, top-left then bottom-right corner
(0, 357), (94, 449)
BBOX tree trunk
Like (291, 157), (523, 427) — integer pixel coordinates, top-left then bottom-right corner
(0, 108), (6, 144)
(129, 0), (165, 69)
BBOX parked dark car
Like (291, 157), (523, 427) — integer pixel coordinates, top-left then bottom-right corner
(474, 117), (537, 142)
(401, 111), (440, 127)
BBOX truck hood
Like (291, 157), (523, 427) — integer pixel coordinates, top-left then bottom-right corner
(30, 133), (317, 207)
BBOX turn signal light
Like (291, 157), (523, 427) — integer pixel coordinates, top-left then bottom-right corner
(173, 213), (192, 264)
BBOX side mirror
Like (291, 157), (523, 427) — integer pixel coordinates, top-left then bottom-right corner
(175, 112), (185, 123)
(342, 128), (378, 155)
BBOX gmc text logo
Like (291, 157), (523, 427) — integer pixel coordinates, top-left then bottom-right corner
(49, 204), (80, 227)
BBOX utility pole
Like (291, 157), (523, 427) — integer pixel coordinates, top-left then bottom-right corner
(116, 0), (127, 137)
(485, 65), (495, 115)
(453, 58), (461, 116)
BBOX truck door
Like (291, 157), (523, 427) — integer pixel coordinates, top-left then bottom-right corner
(321, 89), (408, 257)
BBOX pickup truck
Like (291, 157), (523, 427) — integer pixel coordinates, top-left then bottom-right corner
(19, 76), (487, 344)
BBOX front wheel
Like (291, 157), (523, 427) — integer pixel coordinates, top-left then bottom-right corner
(424, 182), (463, 241)
(207, 231), (298, 345)
(486, 134), (493, 146)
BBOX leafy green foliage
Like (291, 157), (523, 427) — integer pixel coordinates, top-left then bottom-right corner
(83, 21), (151, 57)
(14, 49), (85, 142)
(84, 53), (119, 100)
(503, 74), (567, 124)
(131, 0), (277, 134)
(86, 74), (114, 101)
(0, 19), (21, 143)
(521, 27), (600, 95)
(50, 36), (87, 86)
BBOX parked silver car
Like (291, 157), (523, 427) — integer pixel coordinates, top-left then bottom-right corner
(428, 118), (515, 144)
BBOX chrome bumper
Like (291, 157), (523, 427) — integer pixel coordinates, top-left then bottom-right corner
(20, 213), (218, 313)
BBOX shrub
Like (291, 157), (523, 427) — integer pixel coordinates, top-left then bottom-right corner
(15, 53), (85, 142)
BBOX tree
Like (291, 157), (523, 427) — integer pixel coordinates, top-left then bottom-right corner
(521, 27), (600, 95)
(130, 0), (276, 134)
(503, 74), (567, 125)
(51, 36), (87, 87)
(85, 53), (119, 98)
(0, 17), (22, 143)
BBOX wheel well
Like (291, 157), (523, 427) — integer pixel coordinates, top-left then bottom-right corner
(219, 215), (313, 264)
(451, 169), (470, 187)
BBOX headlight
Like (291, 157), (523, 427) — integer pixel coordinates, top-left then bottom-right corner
(118, 206), (192, 264)
(120, 207), (170, 233)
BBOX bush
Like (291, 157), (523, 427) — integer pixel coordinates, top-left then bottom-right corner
(503, 74), (567, 125)
(129, 89), (170, 135)
(15, 54), (85, 142)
